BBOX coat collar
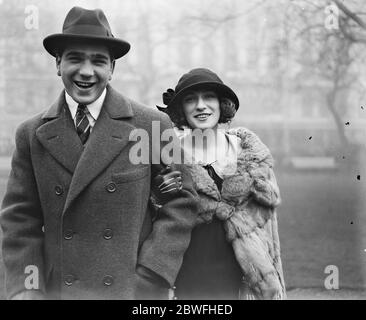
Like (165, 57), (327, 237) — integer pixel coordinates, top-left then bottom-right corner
(37, 85), (137, 214)
(37, 92), (84, 174)
(226, 127), (273, 166)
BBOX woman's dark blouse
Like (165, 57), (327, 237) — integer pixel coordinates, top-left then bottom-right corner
(174, 164), (243, 300)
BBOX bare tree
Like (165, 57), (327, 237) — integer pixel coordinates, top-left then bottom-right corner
(286, 0), (366, 151)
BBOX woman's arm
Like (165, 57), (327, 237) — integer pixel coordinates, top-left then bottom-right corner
(250, 163), (281, 208)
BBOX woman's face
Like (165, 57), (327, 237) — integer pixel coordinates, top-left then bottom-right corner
(182, 90), (220, 130)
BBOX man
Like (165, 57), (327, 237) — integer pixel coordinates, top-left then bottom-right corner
(0, 7), (198, 300)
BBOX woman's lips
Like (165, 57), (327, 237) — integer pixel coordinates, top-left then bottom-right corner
(194, 113), (211, 120)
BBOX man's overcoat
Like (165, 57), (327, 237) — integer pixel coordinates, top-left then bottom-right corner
(0, 85), (198, 299)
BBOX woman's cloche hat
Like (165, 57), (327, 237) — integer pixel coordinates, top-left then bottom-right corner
(43, 6), (131, 59)
(158, 68), (240, 112)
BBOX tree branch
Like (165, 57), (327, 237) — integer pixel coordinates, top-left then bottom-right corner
(334, 0), (366, 29)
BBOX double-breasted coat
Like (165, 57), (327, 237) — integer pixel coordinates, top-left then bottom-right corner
(0, 85), (198, 299)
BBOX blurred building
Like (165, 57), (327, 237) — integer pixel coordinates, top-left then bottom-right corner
(1, 0), (366, 163)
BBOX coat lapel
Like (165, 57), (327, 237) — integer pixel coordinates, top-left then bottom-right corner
(63, 86), (135, 214)
(36, 91), (84, 174)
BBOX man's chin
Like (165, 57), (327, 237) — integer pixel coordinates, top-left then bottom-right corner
(70, 92), (100, 105)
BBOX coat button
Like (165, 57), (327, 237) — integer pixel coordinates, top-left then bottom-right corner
(64, 229), (74, 240)
(103, 275), (114, 286)
(103, 229), (113, 240)
(64, 274), (75, 286)
(106, 182), (117, 193)
(55, 185), (63, 196)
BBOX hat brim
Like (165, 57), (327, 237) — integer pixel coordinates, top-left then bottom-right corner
(43, 34), (130, 59)
(168, 81), (239, 111)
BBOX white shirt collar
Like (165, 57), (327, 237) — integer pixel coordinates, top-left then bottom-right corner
(65, 88), (107, 121)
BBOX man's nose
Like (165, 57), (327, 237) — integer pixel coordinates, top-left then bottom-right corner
(79, 61), (94, 78)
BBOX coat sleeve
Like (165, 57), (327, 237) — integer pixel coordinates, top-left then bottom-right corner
(0, 123), (46, 299)
(137, 114), (199, 287)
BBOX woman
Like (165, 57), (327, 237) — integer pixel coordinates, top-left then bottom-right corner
(154, 68), (286, 300)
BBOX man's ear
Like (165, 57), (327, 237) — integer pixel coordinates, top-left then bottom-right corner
(109, 60), (116, 81)
(56, 55), (61, 76)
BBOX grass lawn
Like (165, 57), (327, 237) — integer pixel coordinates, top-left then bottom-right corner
(0, 167), (365, 299)
(286, 288), (366, 300)
(277, 168), (366, 292)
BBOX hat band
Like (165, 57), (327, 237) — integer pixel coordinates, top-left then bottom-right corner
(63, 24), (113, 38)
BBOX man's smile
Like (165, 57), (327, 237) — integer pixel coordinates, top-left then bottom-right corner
(74, 81), (96, 90)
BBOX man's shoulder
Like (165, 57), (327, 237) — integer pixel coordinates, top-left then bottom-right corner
(107, 86), (169, 123)
(113, 95), (172, 131)
(16, 111), (48, 135)
(16, 91), (64, 135)
(128, 97), (169, 122)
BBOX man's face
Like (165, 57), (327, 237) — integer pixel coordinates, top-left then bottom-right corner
(56, 42), (115, 105)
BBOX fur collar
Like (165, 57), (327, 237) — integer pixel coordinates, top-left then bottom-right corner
(189, 127), (275, 200)
(227, 127), (274, 168)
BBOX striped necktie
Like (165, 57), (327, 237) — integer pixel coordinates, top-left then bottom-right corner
(75, 104), (91, 144)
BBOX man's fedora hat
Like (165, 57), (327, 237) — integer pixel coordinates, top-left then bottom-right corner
(43, 7), (130, 59)
(159, 68), (240, 111)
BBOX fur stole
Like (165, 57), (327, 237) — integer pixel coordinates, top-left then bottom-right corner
(185, 127), (286, 300)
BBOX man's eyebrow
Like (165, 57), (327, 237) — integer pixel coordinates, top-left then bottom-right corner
(64, 52), (109, 60)
(92, 53), (109, 60)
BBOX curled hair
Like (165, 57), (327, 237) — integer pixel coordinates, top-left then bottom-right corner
(218, 97), (237, 124)
(162, 96), (237, 129)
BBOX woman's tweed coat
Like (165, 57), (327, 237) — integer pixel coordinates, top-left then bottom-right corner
(184, 127), (286, 300)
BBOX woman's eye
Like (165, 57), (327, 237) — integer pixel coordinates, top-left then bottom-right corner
(205, 93), (217, 99)
(184, 96), (195, 103)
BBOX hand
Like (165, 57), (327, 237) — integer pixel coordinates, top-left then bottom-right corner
(151, 166), (183, 205)
(239, 281), (258, 300)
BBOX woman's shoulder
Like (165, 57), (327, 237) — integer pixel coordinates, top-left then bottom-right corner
(174, 126), (191, 139)
(225, 127), (273, 164)
(226, 126), (263, 146)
